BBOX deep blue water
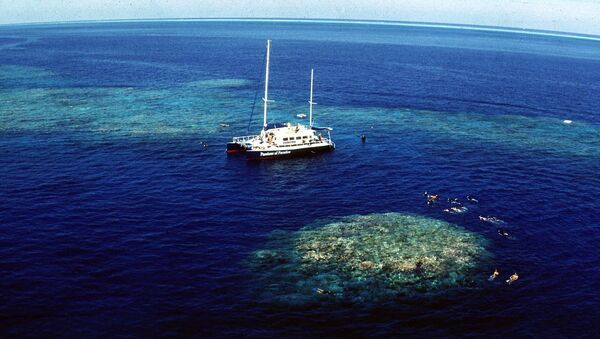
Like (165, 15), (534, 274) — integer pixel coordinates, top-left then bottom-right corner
(1, 21), (600, 337)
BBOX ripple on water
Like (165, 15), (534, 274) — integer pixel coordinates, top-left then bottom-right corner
(0, 65), (54, 80)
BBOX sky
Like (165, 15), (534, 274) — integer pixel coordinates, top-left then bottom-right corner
(1, 0), (600, 36)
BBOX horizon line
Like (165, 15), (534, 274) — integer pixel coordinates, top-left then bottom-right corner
(2, 17), (600, 42)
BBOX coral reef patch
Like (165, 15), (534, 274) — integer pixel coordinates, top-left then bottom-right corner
(250, 213), (491, 304)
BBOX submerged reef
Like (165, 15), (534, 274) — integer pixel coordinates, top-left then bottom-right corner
(250, 213), (491, 304)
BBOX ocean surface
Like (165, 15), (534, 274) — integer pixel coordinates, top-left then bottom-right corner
(1, 20), (600, 337)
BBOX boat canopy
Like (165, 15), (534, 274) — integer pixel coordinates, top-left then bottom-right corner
(265, 122), (287, 130)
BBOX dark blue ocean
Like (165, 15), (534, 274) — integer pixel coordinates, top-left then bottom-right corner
(1, 21), (600, 337)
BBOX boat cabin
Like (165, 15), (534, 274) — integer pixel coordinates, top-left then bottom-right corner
(261, 123), (322, 147)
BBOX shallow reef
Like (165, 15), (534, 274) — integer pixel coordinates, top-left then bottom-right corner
(0, 65), (253, 138)
(250, 213), (491, 304)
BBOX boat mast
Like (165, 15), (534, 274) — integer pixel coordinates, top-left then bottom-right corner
(262, 40), (271, 130)
(309, 68), (314, 128)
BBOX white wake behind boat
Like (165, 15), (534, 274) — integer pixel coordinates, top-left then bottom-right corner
(226, 40), (335, 160)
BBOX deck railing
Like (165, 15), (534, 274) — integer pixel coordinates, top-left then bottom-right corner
(232, 135), (259, 143)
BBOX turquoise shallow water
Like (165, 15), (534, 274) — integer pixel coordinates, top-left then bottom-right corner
(0, 69), (251, 137)
(1, 21), (600, 337)
(2, 63), (598, 159)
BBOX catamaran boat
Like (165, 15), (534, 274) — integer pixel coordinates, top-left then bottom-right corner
(226, 40), (335, 160)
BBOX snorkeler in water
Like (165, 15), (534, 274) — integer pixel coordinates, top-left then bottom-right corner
(466, 195), (479, 203)
(446, 197), (460, 204)
(506, 273), (519, 284)
(425, 192), (440, 205)
(443, 206), (468, 214)
(479, 216), (505, 224)
(497, 228), (510, 237)
(315, 288), (336, 296)
(414, 261), (424, 275)
(489, 268), (499, 281)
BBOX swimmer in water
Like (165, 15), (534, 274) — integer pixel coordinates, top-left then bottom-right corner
(466, 195), (479, 203)
(414, 261), (424, 275)
(497, 228), (510, 237)
(444, 206), (468, 214)
(424, 192), (440, 205)
(479, 216), (505, 224)
(315, 288), (336, 295)
(489, 268), (499, 281)
(506, 273), (519, 284)
(446, 197), (460, 204)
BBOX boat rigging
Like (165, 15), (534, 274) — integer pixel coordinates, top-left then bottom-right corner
(226, 40), (335, 160)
